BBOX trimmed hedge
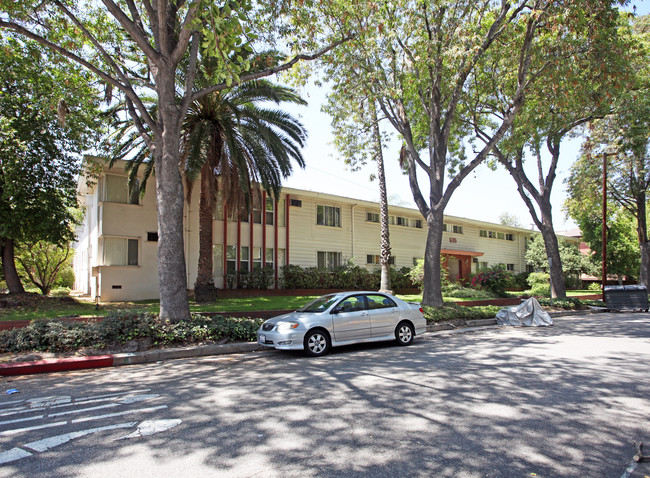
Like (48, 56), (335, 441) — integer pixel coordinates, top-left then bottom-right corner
(280, 263), (415, 290)
(423, 304), (502, 322)
(0, 310), (264, 354)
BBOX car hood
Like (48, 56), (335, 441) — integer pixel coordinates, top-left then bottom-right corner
(265, 311), (324, 324)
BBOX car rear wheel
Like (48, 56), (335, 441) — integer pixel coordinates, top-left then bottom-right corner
(304, 329), (331, 357)
(395, 321), (415, 346)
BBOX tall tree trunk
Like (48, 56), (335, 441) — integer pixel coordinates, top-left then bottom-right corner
(635, 193), (650, 288)
(538, 207), (566, 299)
(155, 77), (191, 321)
(1, 238), (25, 294)
(422, 211), (445, 307)
(372, 105), (392, 294)
(194, 161), (217, 302)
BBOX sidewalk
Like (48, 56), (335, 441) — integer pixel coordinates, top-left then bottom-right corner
(0, 310), (597, 377)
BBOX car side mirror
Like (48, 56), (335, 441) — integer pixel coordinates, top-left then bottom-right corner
(331, 307), (341, 314)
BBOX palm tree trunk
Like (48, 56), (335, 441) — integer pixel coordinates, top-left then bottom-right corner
(194, 161), (217, 302)
(372, 104), (392, 294)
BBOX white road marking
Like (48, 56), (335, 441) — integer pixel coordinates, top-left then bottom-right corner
(0, 415), (44, 426)
(116, 394), (159, 404)
(24, 422), (137, 453)
(48, 403), (118, 417)
(0, 421), (67, 436)
(28, 396), (71, 408)
(76, 389), (151, 403)
(0, 399), (26, 408)
(0, 447), (33, 465)
(117, 419), (182, 440)
(71, 405), (168, 424)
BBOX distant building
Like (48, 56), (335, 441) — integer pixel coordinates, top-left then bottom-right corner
(73, 158), (573, 301)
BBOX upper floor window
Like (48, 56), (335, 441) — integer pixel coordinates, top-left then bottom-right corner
(317, 205), (341, 227)
(367, 212), (380, 223)
(452, 225), (463, 234)
(505, 233), (515, 241)
(104, 175), (139, 205)
(265, 198), (274, 225)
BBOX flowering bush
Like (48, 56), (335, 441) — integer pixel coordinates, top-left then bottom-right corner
(470, 267), (512, 297)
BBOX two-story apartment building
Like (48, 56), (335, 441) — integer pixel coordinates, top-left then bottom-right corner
(73, 159), (559, 301)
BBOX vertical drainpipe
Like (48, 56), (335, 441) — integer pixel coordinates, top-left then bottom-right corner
(262, 191), (267, 269)
(351, 204), (357, 262)
(250, 192), (256, 270)
(237, 214), (241, 281)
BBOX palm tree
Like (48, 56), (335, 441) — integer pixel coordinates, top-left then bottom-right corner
(182, 78), (307, 301)
(107, 66), (307, 302)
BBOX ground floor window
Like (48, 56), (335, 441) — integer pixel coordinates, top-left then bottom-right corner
(102, 237), (138, 266)
(213, 244), (223, 276)
(265, 248), (274, 270)
(226, 245), (237, 274)
(317, 251), (342, 270)
(367, 254), (395, 265)
(506, 264), (515, 271)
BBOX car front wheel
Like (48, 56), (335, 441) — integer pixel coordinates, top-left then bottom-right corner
(395, 321), (415, 346)
(304, 329), (331, 357)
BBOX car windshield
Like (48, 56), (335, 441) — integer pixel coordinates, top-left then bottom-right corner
(297, 294), (341, 313)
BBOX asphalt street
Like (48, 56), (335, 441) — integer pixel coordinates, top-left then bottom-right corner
(0, 312), (648, 477)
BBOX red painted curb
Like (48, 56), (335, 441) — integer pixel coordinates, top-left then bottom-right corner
(0, 355), (114, 376)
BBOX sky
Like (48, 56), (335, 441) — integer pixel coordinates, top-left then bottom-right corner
(279, 2), (650, 233)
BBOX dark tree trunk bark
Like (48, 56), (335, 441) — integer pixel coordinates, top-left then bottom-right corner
(636, 193), (650, 288)
(194, 161), (217, 302)
(1, 237), (25, 294)
(538, 204), (566, 299)
(422, 211), (445, 307)
(154, 76), (191, 321)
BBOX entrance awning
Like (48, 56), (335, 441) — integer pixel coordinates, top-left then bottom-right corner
(441, 249), (484, 257)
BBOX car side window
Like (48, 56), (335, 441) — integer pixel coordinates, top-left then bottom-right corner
(366, 295), (397, 310)
(337, 296), (365, 313)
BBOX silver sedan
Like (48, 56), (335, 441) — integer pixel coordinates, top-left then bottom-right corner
(257, 291), (427, 356)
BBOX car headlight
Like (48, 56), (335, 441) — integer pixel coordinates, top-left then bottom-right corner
(276, 321), (300, 331)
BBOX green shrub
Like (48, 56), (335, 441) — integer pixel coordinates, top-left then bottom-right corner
(442, 283), (495, 299)
(536, 297), (583, 309)
(280, 263), (414, 290)
(423, 304), (502, 322)
(587, 282), (602, 291)
(508, 272), (529, 290)
(530, 283), (551, 296)
(0, 310), (264, 354)
(470, 266), (511, 297)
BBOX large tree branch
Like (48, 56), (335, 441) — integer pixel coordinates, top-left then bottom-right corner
(191, 35), (353, 101)
(0, 20), (158, 134)
(101, 0), (161, 62)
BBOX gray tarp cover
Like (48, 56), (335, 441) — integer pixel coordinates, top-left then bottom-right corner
(496, 297), (553, 326)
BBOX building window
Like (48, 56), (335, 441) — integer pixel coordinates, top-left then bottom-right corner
(226, 245), (237, 274)
(396, 216), (408, 226)
(103, 237), (138, 266)
(252, 247), (262, 271)
(104, 175), (139, 205)
(265, 198), (274, 225)
(452, 225), (463, 234)
(252, 193), (262, 224)
(316, 205), (341, 227)
(442, 223), (448, 232)
(367, 212), (380, 223)
(214, 192), (224, 220)
(367, 254), (394, 265)
(213, 244), (223, 276)
(240, 246), (250, 272)
(497, 232), (505, 240)
(265, 248), (274, 270)
(317, 251), (342, 270)
(480, 229), (488, 238)
(277, 199), (286, 227)
(411, 219), (423, 228)
(146, 232), (158, 242)
(507, 264), (515, 271)
(479, 261), (488, 270)
(488, 230), (496, 239)
(505, 233), (514, 241)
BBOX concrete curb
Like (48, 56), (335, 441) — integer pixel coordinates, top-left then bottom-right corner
(0, 309), (603, 376)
